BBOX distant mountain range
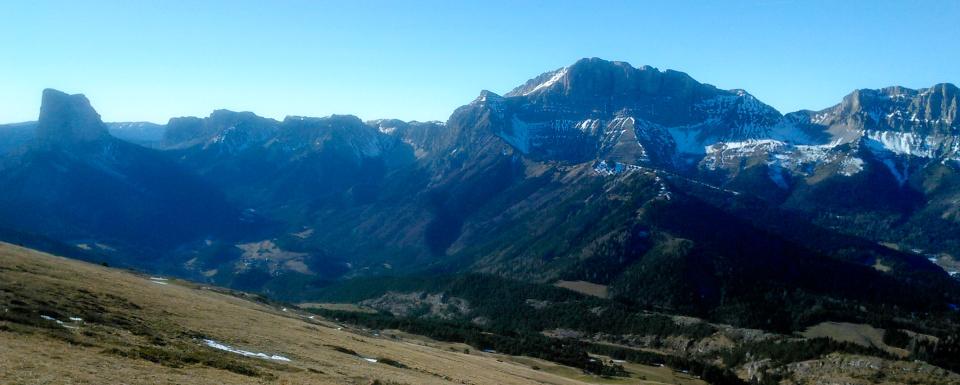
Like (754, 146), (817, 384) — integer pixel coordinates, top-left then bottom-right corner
(1, 58), (958, 330)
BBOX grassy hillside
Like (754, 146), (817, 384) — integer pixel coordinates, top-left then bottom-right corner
(0, 242), (693, 385)
(4, 241), (959, 385)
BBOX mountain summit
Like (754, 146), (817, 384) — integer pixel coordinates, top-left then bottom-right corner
(470, 58), (782, 165)
(506, 57), (704, 104)
(35, 89), (110, 146)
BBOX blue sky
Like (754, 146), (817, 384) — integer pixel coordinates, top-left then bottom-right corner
(1, 0), (958, 124)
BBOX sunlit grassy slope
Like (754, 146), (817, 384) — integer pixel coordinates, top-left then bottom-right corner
(0, 242), (702, 385)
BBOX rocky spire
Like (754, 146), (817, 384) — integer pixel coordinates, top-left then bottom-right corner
(35, 88), (110, 146)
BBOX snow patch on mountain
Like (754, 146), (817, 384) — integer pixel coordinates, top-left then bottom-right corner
(701, 138), (864, 182)
(593, 160), (640, 175)
(702, 140), (784, 170)
(500, 116), (532, 154)
(706, 139), (785, 155)
(838, 157), (865, 177)
(575, 118), (604, 135)
(702, 138), (869, 178)
(523, 67), (568, 96)
(864, 131), (936, 158)
(375, 121), (400, 134)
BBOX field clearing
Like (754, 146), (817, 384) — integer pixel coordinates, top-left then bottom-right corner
(554, 280), (609, 298)
(379, 330), (707, 385)
(298, 303), (378, 314)
(801, 322), (908, 357)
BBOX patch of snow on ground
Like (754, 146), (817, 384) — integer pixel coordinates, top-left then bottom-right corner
(592, 160), (641, 176)
(864, 130), (936, 158)
(706, 139), (784, 155)
(838, 157), (865, 177)
(40, 315), (78, 329)
(790, 144), (837, 164)
(702, 139), (785, 170)
(653, 175), (672, 200)
(376, 123), (398, 134)
(575, 118), (604, 135)
(203, 339), (291, 362)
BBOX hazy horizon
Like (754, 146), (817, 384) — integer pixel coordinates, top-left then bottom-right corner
(2, 0), (959, 124)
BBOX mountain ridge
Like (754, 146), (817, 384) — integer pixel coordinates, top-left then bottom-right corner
(1, 58), (959, 334)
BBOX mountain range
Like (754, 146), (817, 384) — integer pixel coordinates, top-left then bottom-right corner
(1, 58), (959, 331)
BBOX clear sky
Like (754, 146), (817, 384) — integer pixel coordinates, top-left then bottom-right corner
(1, 0), (958, 124)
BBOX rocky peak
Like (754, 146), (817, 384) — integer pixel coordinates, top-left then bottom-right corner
(505, 58), (706, 103)
(819, 83), (958, 135)
(466, 59), (784, 165)
(35, 89), (110, 146)
(473, 90), (504, 104)
(278, 115), (388, 157)
(162, 110), (279, 149)
(206, 109), (272, 128)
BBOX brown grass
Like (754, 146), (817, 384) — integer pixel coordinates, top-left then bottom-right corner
(298, 303), (378, 314)
(553, 280), (609, 298)
(0, 242), (674, 385)
(801, 321), (909, 357)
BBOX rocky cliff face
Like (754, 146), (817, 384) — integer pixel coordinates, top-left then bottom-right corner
(35, 89), (110, 147)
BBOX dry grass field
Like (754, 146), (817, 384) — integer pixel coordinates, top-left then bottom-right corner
(553, 280), (609, 299)
(0, 242), (702, 385)
(801, 322), (909, 357)
(297, 303), (378, 314)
